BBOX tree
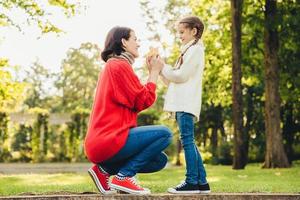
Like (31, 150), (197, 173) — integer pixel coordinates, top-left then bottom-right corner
(55, 42), (102, 112)
(231, 0), (248, 169)
(0, 0), (80, 34)
(141, 0), (300, 166)
(277, 0), (300, 163)
(23, 61), (55, 109)
(0, 58), (26, 112)
(263, 0), (290, 168)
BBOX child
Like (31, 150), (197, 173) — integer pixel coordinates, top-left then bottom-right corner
(161, 16), (210, 194)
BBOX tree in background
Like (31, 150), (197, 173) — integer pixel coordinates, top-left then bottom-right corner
(278, 0), (300, 163)
(263, 0), (289, 168)
(0, 58), (26, 112)
(29, 108), (49, 162)
(141, 0), (300, 168)
(141, 0), (234, 165)
(11, 124), (32, 162)
(23, 61), (55, 109)
(0, 58), (26, 162)
(231, 0), (248, 169)
(55, 42), (101, 112)
(0, 0), (82, 34)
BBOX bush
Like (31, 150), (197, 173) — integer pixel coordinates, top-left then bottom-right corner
(0, 112), (12, 162)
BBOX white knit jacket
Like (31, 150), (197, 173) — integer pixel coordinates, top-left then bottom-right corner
(162, 40), (205, 121)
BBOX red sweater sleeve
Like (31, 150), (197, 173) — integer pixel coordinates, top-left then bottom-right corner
(108, 60), (156, 112)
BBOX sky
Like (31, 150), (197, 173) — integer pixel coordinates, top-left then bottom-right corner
(0, 0), (171, 78)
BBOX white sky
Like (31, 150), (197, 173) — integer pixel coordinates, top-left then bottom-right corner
(0, 0), (172, 78)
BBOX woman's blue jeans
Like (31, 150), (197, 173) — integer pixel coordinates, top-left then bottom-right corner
(176, 112), (207, 185)
(100, 125), (172, 177)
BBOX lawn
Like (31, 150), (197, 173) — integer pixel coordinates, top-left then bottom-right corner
(0, 163), (299, 195)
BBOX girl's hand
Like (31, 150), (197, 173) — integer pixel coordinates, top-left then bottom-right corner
(146, 56), (153, 72)
(149, 56), (164, 73)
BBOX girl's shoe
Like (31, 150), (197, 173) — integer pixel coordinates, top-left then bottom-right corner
(111, 176), (150, 195)
(199, 183), (211, 193)
(167, 181), (200, 194)
(88, 165), (116, 194)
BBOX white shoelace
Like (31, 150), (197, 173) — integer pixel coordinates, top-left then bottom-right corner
(128, 177), (143, 189)
(175, 181), (187, 189)
(129, 177), (138, 185)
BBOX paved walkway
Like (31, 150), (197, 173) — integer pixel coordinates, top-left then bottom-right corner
(0, 193), (299, 200)
(0, 163), (91, 174)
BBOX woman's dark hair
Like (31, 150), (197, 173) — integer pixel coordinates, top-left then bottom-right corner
(101, 26), (132, 62)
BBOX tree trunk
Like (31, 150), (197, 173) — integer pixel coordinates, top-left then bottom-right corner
(211, 127), (218, 159)
(263, 0), (290, 168)
(282, 103), (294, 163)
(231, 0), (247, 169)
(244, 86), (253, 160)
(175, 138), (182, 166)
(210, 126), (219, 164)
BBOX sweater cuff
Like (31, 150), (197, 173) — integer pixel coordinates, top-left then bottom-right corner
(146, 82), (157, 91)
(161, 64), (172, 77)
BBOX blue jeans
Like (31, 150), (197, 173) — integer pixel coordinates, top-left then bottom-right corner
(176, 112), (207, 185)
(100, 125), (172, 177)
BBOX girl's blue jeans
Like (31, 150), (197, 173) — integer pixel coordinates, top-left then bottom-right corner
(100, 125), (172, 177)
(176, 112), (207, 185)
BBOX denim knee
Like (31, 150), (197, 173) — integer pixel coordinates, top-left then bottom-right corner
(159, 125), (173, 145)
(157, 152), (168, 170)
(180, 135), (194, 147)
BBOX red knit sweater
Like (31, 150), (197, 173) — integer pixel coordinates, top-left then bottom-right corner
(84, 58), (156, 164)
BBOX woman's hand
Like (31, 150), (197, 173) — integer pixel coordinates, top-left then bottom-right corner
(148, 56), (164, 73)
(146, 56), (164, 84)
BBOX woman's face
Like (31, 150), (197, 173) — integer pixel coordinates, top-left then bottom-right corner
(122, 31), (140, 58)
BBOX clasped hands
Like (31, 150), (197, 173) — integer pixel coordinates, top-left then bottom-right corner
(146, 49), (164, 74)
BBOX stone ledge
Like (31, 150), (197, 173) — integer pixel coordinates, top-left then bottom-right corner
(0, 193), (299, 200)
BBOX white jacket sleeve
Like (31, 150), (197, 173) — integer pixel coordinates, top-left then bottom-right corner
(162, 45), (204, 83)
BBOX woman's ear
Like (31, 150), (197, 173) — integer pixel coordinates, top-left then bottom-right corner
(121, 38), (127, 50)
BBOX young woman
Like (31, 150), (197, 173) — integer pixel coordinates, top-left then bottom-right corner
(84, 26), (172, 195)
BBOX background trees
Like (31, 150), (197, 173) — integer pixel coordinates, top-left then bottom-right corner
(140, 0), (300, 168)
(0, 0), (299, 167)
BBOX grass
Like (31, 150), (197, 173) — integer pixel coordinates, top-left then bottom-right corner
(0, 163), (299, 196)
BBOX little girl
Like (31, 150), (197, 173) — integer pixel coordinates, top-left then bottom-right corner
(161, 16), (210, 194)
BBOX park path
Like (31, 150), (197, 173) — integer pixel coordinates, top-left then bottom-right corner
(0, 193), (300, 200)
(0, 163), (91, 174)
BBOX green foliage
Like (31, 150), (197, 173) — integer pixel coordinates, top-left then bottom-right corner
(0, 112), (11, 162)
(55, 43), (102, 112)
(138, 109), (160, 126)
(0, 0), (299, 165)
(0, 0), (81, 34)
(11, 124), (32, 162)
(0, 58), (26, 112)
(140, 0), (300, 167)
(65, 109), (89, 162)
(190, 0), (232, 107)
(23, 61), (55, 109)
(29, 108), (49, 162)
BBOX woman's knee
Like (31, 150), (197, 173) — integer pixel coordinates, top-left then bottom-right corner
(160, 152), (168, 166)
(156, 125), (173, 141)
(154, 152), (168, 171)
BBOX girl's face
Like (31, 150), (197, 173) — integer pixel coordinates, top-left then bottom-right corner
(122, 31), (140, 58)
(177, 23), (197, 45)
